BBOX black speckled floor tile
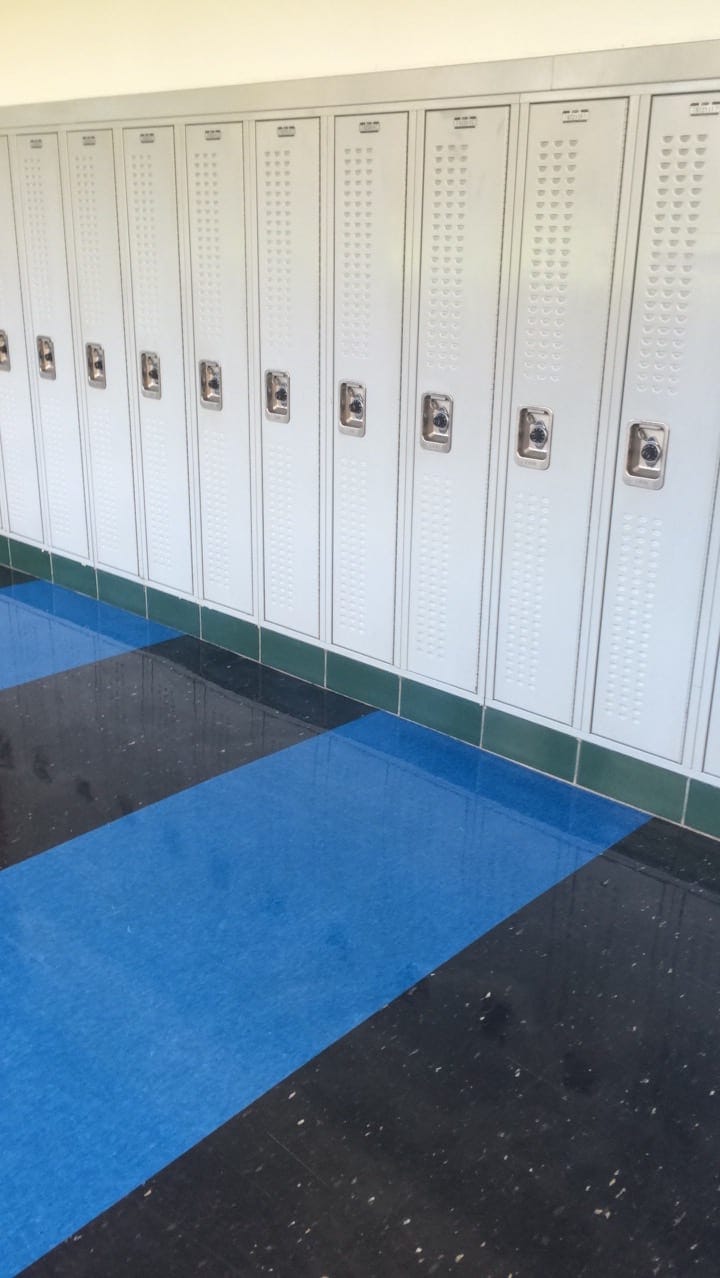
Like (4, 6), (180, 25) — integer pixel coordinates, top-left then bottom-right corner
(0, 634), (367, 869)
(24, 818), (720, 1277)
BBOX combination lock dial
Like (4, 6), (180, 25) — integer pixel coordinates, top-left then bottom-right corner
(640, 439), (661, 465)
(529, 422), (548, 448)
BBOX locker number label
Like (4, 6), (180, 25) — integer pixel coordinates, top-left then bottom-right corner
(562, 107), (589, 124)
(453, 114), (477, 129)
(277, 125), (296, 137)
(690, 100), (720, 116)
(359, 120), (381, 133)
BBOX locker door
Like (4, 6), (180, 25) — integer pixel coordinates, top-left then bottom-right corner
(67, 130), (138, 575)
(256, 118), (320, 637)
(703, 662), (720, 779)
(408, 106), (510, 691)
(0, 137), (43, 542)
(187, 123), (253, 616)
(332, 112), (408, 664)
(593, 94), (720, 762)
(123, 126), (192, 595)
(15, 133), (89, 558)
(493, 99), (628, 724)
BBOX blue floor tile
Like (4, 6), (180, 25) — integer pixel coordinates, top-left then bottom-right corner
(0, 581), (176, 690)
(0, 712), (645, 1274)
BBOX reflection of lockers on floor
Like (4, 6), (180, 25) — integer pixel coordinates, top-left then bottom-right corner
(14, 132), (89, 560)
(0, 136), (43, 543)
(593, 93), (720, 764)
(490, 98), (629, 727)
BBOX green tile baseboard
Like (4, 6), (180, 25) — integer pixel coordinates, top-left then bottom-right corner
(482, 707), (578, 782)
(326, 651), (399, 713)
(577, 741), (687, 824)
(400, 678), (482, 746)
(260, 627), (325, 685)
(2, 538), (717, 837)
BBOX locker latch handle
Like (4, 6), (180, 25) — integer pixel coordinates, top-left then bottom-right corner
(0, 330), (10, 371)
(265, 370), (290, 421)
(339, 381), (366, 436)
(86, 342), (106, 389)
(516, 406), (552, 469)
(200, 360), (222, 411)
(421, 393), (453, 453)
(623, 421), (669, 490)
(37, 336), (56, 380)
(140, 351), (161, 399)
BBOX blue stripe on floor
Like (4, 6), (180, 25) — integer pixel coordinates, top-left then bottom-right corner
(0, 581), (176, 689)
(0, 712), (646, 1275)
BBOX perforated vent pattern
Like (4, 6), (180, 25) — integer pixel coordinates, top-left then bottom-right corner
(601, 513), (662, 725)
(338, 145), (374, 361)
(200, 421), (232, 599)
(90, 404), (124, 558)
(412, 475), (453, 658)
(0, 385), (37, 530)
(264, 437), (297, 618)
(21, 153), (53, 319)
(262, 147), (292, 347)
(335, 455), (369, 640)
(127, 150), (162, 334)
(501, 492), (550, 694)
(43, 399), (83, 548)
(636, 131), (708, 396)
(522, 136), (578, 383)
(71, 148), (105, 331)
(141, 423), (174, 576)
(424, 142), (468, 371)
(190, 146), (223, 342)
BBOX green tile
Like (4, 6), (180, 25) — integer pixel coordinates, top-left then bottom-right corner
(52, 554), (97, 597)
(399, 678), (481, 746)
(0, 534), (9, 566)
(9, 538), (51, 579)
(482, 707), (577, 782)
(201, 607), (259, 661)
(685, 780), (720, 840)
(97, 570), (147, 617)
(577, 741), (686, 821)
(326, 651), (399, 712)
(260, 628), (325, 685)
(146, 587), (200, 636)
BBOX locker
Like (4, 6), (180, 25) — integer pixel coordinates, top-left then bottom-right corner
(14, 133), (89, 558)
(593, 93), (720, 762)
(407, 106), (510, 691)
(123, 126), (192, 595)
(0, 137), (43, 543)
(492, 98), (628, 724)
(256, 118), (320, 637)
(332, 112), (408, 663)
(187, 123), (253, 616)
(67, 130), (138, 575)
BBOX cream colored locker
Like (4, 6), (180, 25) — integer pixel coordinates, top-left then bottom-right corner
(187, 123), (253, 615)
(332, 112), (408, 663)
(15, 133), (89, 558)
(256, 118), (320, 637)
(407, 106), (510, 691)
(593, 93), (720, 762)
(492, 99), (628, 724)
(67, 130), (138, 575)
(123, 126), (192, 594)
(0, 137), (43, 543)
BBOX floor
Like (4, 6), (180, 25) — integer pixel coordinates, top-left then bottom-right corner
(1, 566), (718, 1277)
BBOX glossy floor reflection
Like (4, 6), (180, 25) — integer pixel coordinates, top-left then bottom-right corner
(0, 575), (717, 1277)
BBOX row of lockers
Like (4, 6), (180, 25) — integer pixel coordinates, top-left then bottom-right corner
(1, 92), (720, 776)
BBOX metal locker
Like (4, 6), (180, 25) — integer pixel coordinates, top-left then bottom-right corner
(332, 112), (408, 663)
(592, 93), (720, 762)
(492, 98), (628, 724)
(67, 130), (138, 575)
(0, 137), (43, 543)
(14, 133), (89, 558)
(407, 106), (510, 691)
(187, 123), (253, 616)
(256, 118), (320, 636)
(123, 126), (192, 595)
